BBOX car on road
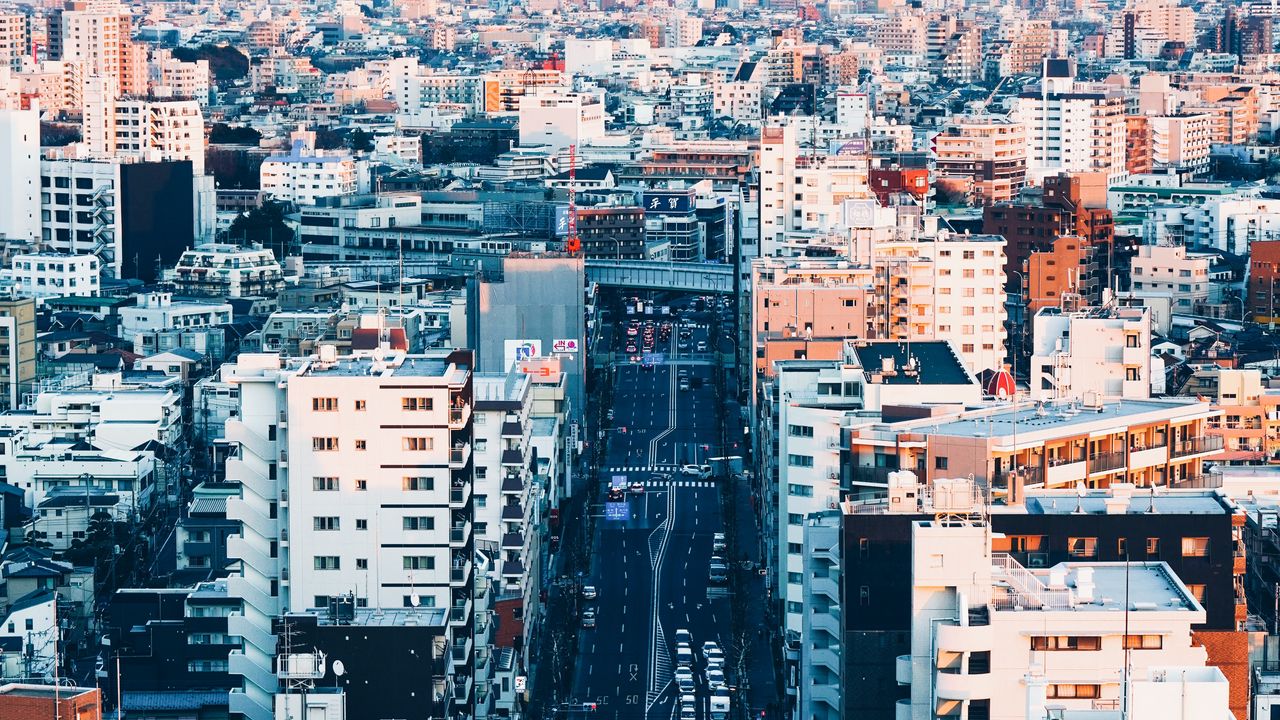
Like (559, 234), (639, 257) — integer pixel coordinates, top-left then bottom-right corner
(680, 694), (697, 708)
(581, 585), (597, 600)
(696, 341), (707, 352)
(709, 562), (728, 584)
(680, 464), (712, 478)
(704, 645), (725, 665)
(706, 668), (726, 690)
(674, 667), (695, 692)
(679, 707), (696, 720)
(629, 481), (645, 495)
(582, 609), (596, 628)
(625, 342), (638, 353)
(650, 472), (672, 482)
(702, 641), (721, 656)
(712, 532), (727, 553)
(607, 485), (625, 501)
(675, 645), (694, 667)
(606, 409), (615, 421)
(710, 693), (730, 720)
(673, 628), (692, 645)
(678, 378), (690, 391)
(626, 325), (638, 336)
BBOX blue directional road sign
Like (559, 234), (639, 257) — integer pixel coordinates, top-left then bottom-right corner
(605, 502), (629, 520)
(643, 353), (664, 366)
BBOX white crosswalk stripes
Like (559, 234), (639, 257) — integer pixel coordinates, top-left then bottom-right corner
(604, 465), (681, 473)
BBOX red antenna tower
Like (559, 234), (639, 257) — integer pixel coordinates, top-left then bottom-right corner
(566, 143), (580, 255)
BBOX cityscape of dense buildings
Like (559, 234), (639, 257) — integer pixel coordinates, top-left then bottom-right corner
(3, 0), (1280, 719)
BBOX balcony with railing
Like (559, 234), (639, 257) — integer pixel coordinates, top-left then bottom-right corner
(1171, 435), (1224, 458)
(448, 405), (471, 430)
(1088, 450), (1126, 475)
(449, 520), (471, 547)
(448, 442), (472, 468)
(449, 481), (471, 508)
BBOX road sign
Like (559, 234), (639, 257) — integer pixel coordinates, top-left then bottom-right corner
(643, 353), (663, 366)
(514, 676), (527, 692)
(552, 338), (580, 353)
(605, 502), (629, 520)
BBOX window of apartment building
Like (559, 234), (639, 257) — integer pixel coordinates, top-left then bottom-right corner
(1147, 537), (1161, 557)
(403, 477), (434, 491)
(312, 437), (338, 451)
(962, 344), (974, 353)
(313, 517), (340, 531)
(404, 556), (435, 570)
(992, 535), (1046, 553)
(403, 595), (436, 608)
(1031, 636), (1101, 651)
(1181, 537), (1210, 557)
(1185, 584), (1206, 603)
(1126, 334), (1140, 348)
(935, 456), (948, 470)
(354, 399), (366, 411)
(962, 269), (975, 278)
(403, 516), (435, 530)
(788, 425), (814, 437)
(787, 572), (803, 584)
(403, 437), (433, 451)
(356, 559), (368, 570)
(788, 542), (803, 554)
(1126, 368), (1141, 381)
(788, 454), (814, 467)
(312, 397), (338, 411)
(312, 477), (338, 491)
(788, 484), (813, 497)
(788, 513), (803, 525)
(1047, 685), (1100, 699)
(1123, 634), (1163, 650)
(1067, 537), (1098, 558)
(313, 556), (340, 570)
(354, 439), (367, 451)
(963, 250), (975, 260)
(842, 299), (857, 307)
(859, 586), (871, 606)
(402, 397), (434, 411)
(355, 479), (368, 491)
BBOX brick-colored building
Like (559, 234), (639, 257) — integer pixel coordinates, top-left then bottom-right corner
(1023, 234), (1097, 313)
(1126, 115), (1154, 175)
(0, 684), (101, 720)
(1248, 240), (1280, 325)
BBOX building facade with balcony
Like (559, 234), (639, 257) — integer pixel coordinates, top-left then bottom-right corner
(826, 478), (1247, 719)
(222, 348), (478, 720)
(1029, 304), (1154, 402)
(168, 244), (285, 299)
(845, 397), (1223, 505)
(895, 514), (1229, 720)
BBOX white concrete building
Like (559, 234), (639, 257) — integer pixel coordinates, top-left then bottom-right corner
(1129, 244), (1213, 312)
(167, 244), (284, 298)
(1030, 304), (1153, 402)
(896, 503), (1228, 720)
(0, 108), (38, 243)
(260, 130), (358, 206)
(517, 91), (606, 154)
(219, 348), (481, 720)
(0, 14), (28, 73)
(149, 48), (210, 105)
(6, 253), (100, 303)
(1150, 113), (1213, 173)
(82, 97), (205, 174)
(764, 340), (981, 635)
(119, 292), (233, 337)
(1012, 59), (1127, 185)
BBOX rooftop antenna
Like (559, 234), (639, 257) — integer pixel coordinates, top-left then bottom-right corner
(1073, 481), (1086, 513)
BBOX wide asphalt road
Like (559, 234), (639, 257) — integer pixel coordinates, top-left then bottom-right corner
(568, 308), (732, 720)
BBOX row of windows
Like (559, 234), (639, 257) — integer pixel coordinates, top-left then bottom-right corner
(312, 476), (435, 492)
(311, 397), (436, 412)
(313, 555), (444, 571)
(1030, 635), (1164, 651)
(312, 437), (436, 452)
(988, 534), (1209, 558)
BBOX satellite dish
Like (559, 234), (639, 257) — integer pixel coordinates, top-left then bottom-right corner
(409, 593), (420, 607)
(332, 660), (345, 677)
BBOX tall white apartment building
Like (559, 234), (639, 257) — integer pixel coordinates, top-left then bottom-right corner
(897, 507), (1230, 720)
(51, 0), (145, 97)
(1012, 59), (1127, 185)
(82, 96), (205, 174)
(149, 48), (211, 105)
(0, 14), (28, 73)
(260, 129), (358, 206)
(19, 60), (85, 112)
(758, 124), (872, 257)
(1030, 304), (1153, 402)
(7, 252), (100, 302)
(0, 108), (39, 242)
(517, 91), (606, 154)
(168, 244), (284, 298)
(223, 348), (479, 720)
(1150, 113), (1213, 173)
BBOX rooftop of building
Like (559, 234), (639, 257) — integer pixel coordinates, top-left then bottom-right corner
(851, 340), (973, 386)
(0, 684), (99, 700)
(896, 397), (1213, 440)
(1019, 487), (1233, 515)
(300, 352), (466, 381)
(998, 560), (1200, 614)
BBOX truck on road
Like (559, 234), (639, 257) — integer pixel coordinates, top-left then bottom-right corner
(710, 693), (730, 719)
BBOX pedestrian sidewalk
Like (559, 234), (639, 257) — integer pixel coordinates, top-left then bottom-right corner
(729, 471), (779, 717)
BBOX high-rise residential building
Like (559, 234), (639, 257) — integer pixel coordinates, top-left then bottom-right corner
(932, 115), (1027, 205)
(987, 20), (1062, 78)
(872, 10), (928, 56)
(223, 347), (479, 720)
(516, 90), (606, 154)
(1150, 113), (1213, 173)
(51, 0), (146, 97)
(1129, 244), (1213, 314)
(0, 14), (29, 73)
(0, 108), (39, 243)
(1126, 115), (1154, 175)
(758, 125), (871, 257)
(1012, 59), (1128, 185)
(1029, 303), (1153, 402)
(0, 296), (36, 413)
(81, 96), (205, 175)
(149, 48), (211, 105)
